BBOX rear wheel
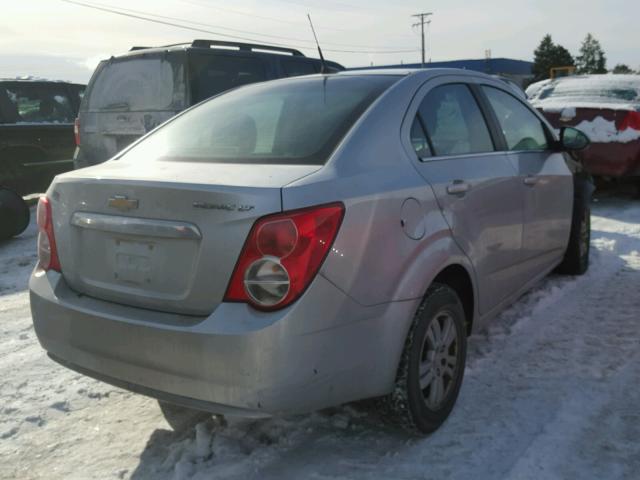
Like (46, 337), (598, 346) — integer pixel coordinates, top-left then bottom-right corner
(157, 400), (212, 432)
(0, 187), (30, 240)
(383, 283), (467, 434)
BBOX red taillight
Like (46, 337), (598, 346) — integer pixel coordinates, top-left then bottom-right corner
(618, 111), (640, 131)
(73, 118), (81, 146)
(36, 197), (61, 272)
(224, 202), (345, 311)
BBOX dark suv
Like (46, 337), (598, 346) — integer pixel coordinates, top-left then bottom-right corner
(74, 39), (344, 168)
(0, 78), (84, 194)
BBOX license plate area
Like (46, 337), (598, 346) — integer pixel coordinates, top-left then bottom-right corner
(114, 239), (155, 285)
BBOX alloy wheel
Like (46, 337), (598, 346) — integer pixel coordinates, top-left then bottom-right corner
(418, 311), (459, 409)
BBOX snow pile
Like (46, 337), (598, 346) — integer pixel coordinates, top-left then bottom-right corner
(1, 198), (640, 479)
(570, 116), (640, 143)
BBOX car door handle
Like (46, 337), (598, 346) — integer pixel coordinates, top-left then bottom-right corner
(523, 175), (538, 186)
(446, 180), (471, 195)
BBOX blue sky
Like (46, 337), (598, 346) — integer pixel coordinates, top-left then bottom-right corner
(1, 0), (638, 82)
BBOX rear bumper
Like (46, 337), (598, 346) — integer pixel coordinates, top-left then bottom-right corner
(30, 269), (415, 416)
(578, 141), (640, 177)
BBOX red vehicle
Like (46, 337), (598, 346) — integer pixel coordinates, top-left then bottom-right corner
(529, 75), (640, 182)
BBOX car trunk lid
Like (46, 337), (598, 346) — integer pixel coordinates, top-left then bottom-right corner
(51, 162), (320, 315)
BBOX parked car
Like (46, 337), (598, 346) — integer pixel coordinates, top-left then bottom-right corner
(30, 69), (592, 434)
(74, 39), (344, 168)
(529, 75), (640, 183)
(0, 78), (85, 194)
(0, 78), (84, 238)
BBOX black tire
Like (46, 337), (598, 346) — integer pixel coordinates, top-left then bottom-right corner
(556, 196), (590, 276)
(0, 187), (30, 240)
(382, 283), (467, 434)
(157, 400), (212, 432)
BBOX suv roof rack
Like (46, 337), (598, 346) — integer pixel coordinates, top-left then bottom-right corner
(129, 42), (192, 52)
(191, 39), (305, 57)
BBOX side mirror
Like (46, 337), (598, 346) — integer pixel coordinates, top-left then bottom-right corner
(559, 126), (590, 151)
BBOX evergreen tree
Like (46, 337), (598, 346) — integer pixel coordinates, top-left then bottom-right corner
(612, 64), (634, 74)
(532, 35), (575, 81)
(576, 33), (607, 74)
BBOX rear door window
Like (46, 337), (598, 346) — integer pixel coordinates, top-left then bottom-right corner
(482, 86), (548, 151)
(189, 53), (267, 103)
(418, 84), (494, 156)
(0, 83), (74, 124)
(281, 59), (318, 77)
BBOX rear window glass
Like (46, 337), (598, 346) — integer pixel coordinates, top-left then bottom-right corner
(0, 83), (75, 124)
(189, 53), (267, 103)
(534, 77), (640, 104)
(119, 75), (399, 166)
(86, 56), (186, 112)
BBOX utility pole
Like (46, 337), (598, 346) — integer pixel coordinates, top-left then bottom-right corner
(412, 12), (432, 68)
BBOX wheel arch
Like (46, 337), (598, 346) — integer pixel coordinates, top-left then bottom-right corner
(431, 264), (475, 336)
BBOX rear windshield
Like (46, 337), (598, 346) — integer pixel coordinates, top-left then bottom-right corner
(118, 75), (399, 166)
(534, 77), (640, 104)
(0, 82), (76, 124)
(84, 54), (186, 112)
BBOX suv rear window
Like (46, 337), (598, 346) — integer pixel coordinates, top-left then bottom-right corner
(85, 55), (186, 112)
(119, 75), (399, 166)
(189, 53), (267, 103)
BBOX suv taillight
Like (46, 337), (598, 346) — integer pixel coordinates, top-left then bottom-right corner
(74, 118), (81, 146)
(37, 196), (61, 272)
(224, 203), (344, 311)
(618, 111), (640, 131)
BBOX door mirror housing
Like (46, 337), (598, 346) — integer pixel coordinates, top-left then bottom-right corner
(559, 127), (590, 151)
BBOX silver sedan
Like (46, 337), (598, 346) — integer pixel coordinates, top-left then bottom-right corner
(30, 69), (592, 434)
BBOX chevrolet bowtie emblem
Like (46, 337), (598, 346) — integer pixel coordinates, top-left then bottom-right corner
(108, 195), (139, 212)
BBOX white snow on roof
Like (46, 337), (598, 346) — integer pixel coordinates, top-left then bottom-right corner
(530, 74), (640, 110)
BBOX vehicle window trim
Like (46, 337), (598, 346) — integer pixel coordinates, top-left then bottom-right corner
(478, 83), (555, 153)
(469, 83), (508, 151)
(413, 113), (435, 159)
(416, 82), (498, 159)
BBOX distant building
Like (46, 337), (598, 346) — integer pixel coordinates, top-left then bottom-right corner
(354, 58), (534, 86)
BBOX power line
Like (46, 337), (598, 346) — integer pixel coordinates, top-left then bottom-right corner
(61, 0), (419, 54)
(76, 0), (415, 51)
(176, 0), (347, 31)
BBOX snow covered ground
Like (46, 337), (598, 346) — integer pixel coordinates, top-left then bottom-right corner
(1, 194), (639, 480)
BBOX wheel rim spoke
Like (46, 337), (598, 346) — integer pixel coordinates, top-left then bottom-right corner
(429, 375), (444, 407)
(430, 318), (442, 345)
(442, 317), (456, 349)
(419, 362), (436, 389)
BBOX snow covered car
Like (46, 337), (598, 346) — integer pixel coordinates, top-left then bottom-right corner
(30, 69), (592, 434)
(529, 75), (640, 181)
